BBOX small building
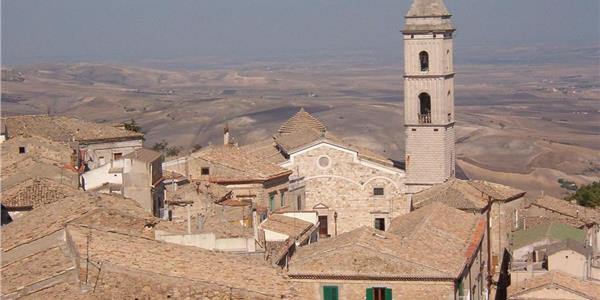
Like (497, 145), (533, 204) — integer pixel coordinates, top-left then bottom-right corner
(508, 271), (600, 300)
(287, 202), (487, 300)
(519, 195), (600, 261)
(412, 178), (526, 276)
(546, 239), (592, 279)
(164, 144), (294, 213)
(510, 223), (587, 261)
(2, 115), (144, 170)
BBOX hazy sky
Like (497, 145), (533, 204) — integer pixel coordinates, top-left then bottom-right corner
(2, 0), (599, 65)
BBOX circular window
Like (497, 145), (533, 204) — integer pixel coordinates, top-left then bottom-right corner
(317, 155), (330, 169)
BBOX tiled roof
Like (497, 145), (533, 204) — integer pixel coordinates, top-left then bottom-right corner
(192, 145), (291, 182)
(510, 223), (586, 251)
(241, 139), (288, 164)
(260, 214), (313, 239)
(2, 115), (143, 143)
(0, 192), (169, 251)
(288, 202), (483, 279)
(529, 195), (600, 226)
(123, 148), (162, 163)
(67, 226), (297, 299)
(412, 178), (525, 211)
(508, 271), (600, 299)
(544, 239), (592, 257)
(200, 203), (254, 238)
(1, 177), (80, 209)
(277, 108), (326, 134)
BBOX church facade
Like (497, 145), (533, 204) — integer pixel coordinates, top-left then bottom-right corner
(244, 109), (408, 237)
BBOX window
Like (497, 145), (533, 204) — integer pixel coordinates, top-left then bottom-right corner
(418, 92), (431, 124)
(419, 51), (429, 71)
(201, 167), (210, 175)
(458, 279), (465, 297)
(268, 193), (276, 211)
(18, 146), (25, 154)
(374, 218), (385, 231)
(366, 287), (392, 300)
(318, 155), (330, 168)
(373, 187), (384, 196)
(113, 152), (123, 160)
(323, 286), (338, 300)
(297, 195), (302, 210)
(280, 191), (286, 207)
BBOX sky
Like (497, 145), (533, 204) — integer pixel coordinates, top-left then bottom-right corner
(2, 0), (599, 65)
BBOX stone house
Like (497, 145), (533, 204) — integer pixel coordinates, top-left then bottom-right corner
(164, 144), (294, 213)
(122, 148), (165, 217)
(518, 195), (600, 262)
(508, 271), (600, 300)
(287, 202), (487, 300)
(411, 178), (525, 278)
(2, 115), (144, 171)
(244, 108), (408, 237)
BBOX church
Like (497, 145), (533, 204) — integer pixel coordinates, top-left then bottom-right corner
(243, 0), (457, 236)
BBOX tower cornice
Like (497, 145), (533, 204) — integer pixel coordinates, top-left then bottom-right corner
(403, 73), (455, 79)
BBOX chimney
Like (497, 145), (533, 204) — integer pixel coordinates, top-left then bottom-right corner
(223, 123), (230, 145)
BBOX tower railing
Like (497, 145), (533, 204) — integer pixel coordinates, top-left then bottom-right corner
(418, 113), (431, 124)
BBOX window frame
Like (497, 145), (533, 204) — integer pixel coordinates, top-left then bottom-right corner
(201, 167), (210, 175)
(373, 187), (384, 196)
(322, 285), (339, 300)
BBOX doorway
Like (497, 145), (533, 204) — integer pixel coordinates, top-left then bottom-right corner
(318, 215), (328, 237)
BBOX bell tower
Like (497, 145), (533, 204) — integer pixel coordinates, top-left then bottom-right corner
(403, 0), (456, 194)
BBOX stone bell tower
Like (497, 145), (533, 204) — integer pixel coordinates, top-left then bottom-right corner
(403, 0), (456, 194)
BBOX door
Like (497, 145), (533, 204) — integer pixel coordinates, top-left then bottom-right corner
(318, 215), (328, 237)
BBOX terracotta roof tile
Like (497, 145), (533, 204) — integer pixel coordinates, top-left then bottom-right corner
(529, 195), (600, 226)
(260, 214), (313, 239)
(277, 108), (326, 134)
(1, 177), (80, 209)
(289, 203), (483, 279)
(192, 145), (291, 182)
(3, 115), (143, 143)
(508, 271), (600, 299)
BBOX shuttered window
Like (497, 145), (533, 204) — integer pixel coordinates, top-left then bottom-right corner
(323, 286), (338, 300)
(366, 287), (392, 300)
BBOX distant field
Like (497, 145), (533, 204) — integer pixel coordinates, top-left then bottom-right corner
(2, 60), (599, 198)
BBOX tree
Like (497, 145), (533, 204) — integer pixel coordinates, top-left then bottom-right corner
(192, 144), (203, 152)
(568, 181), (600, 208)
(152, 140), (168, 152)
(123, 119), (141, 133)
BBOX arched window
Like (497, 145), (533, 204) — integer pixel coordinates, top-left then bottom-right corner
(418, 92), (431, 123)
(419, 51), (429, 71)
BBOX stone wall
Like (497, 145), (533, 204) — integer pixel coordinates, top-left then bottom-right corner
(81, 139), (142, 170)
(284, 143), (407, 235)
(489, 197), (524, 272)
(291, 279), (455, 300)
(405, 124), (455, 190)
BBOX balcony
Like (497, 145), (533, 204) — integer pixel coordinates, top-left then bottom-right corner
(418, 113), (431, 124)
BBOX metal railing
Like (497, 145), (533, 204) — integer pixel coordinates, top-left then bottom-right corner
(418, 113), (432, 124)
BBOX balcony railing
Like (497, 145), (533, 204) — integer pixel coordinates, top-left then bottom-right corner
(418, 113), (431, 124)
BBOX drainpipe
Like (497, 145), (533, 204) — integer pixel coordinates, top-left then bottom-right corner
(334, 211), (338, 236)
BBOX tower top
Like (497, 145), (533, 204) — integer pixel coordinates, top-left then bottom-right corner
(403, 0), (454, 33)
(406, 0), (451, 18)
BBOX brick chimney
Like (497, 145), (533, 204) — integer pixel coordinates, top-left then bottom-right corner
(223, 123), (230, 145)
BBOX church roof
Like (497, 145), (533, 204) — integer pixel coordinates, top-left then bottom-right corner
(277, 108), (326, 134)
(406, 0), (451, 17)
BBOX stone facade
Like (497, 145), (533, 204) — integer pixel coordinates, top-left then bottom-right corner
(282, 142), (407, 235)
(403, 1), (456, 194)
(80, 138), (143, 170)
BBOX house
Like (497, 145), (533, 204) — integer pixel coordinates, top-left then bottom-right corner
(1, 192), (303, 299)
(508, 271), (600, 300)
(243, 108), (408, 237)
(411, 178), (525, 277)
(2, 115), (144, 170)
(164, 143), (294, 213)
(80, 148), (165, 216)
(519, 195), (600, 261)
(122, 148), (165, 217)
(509, 223), (593, 282)
(287, 202), (487, 300)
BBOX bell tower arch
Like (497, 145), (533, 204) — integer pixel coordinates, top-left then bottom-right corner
(403, 0), (456, 194)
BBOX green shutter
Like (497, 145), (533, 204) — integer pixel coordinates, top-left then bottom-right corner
(323, 286), (338, 300)
(385, 288), (392, 300)
(366, 288), (373, 300)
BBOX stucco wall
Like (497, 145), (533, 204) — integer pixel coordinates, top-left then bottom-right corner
(283, 143), (407, 235)
(81, 139), (142, 170)
(548, 250), (589, 279)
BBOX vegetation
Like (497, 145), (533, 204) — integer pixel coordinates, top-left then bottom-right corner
(123, 119), (141, 133)
(557, 178), (577, 191)
(152, 140), (182, 157)
(192, 144), (203, 152)
(567, 181), (600, 208)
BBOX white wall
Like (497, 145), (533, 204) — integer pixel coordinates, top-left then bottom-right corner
(155, 231), (256, 252)
(263, 229), (290, 242)
(280, 212), (318, 225)
(81, 161), (122, 190)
